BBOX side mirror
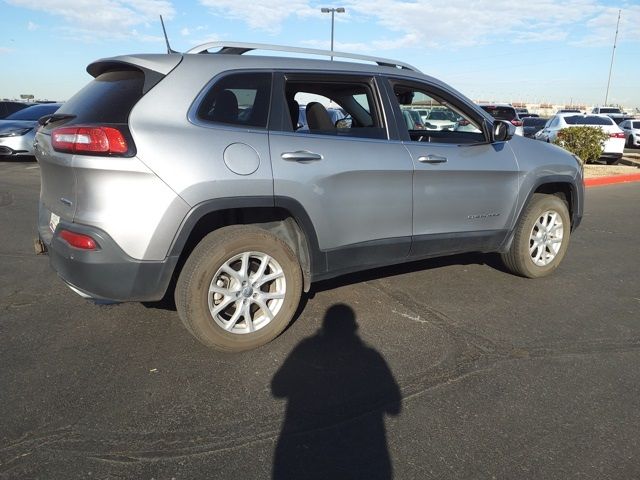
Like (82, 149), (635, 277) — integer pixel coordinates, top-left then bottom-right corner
(492, 120), (515, 142)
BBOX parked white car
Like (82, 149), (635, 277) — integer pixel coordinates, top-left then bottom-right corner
(535, 113), (626, 164)
(591, 106), (626, 124)
(619, 119), (640, 148)
(422, 109), (457, 131)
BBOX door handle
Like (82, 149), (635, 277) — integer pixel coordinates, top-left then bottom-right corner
(281, 151), (323, 162)
(418, 154), (447, 164)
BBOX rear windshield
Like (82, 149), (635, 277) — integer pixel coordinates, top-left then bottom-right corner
(480, 106), (516, 121)
(6, 104), (60, 121)
(598, 108), (622, 114)
(564, 115), (613, 126)
(55, 70), (145, 123)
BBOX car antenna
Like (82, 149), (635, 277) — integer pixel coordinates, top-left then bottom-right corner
(160, 15), (178, 54)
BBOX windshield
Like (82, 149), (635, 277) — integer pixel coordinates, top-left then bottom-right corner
(428, 111), (448, 120)
(6, 104), (60, 121)
(523, 118), (547, 127)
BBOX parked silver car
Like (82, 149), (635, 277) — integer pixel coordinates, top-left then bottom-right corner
(36, 42), (584, 351)
(0, 103), (61, 158)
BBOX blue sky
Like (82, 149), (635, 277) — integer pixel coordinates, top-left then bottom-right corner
(2, 0), (639, 107)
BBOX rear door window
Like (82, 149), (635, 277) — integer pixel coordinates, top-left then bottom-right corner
(280, 74), (386, 139)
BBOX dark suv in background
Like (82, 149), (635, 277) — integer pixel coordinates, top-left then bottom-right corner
(478, 104), (524, 136)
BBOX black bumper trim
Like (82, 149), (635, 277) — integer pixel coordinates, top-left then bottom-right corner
(48, 222), (177, 302)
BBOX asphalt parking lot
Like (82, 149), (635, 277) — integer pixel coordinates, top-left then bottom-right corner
(1, 160), (639, 479)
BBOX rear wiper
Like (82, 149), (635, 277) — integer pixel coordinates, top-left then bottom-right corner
(38, 113), (76, 126)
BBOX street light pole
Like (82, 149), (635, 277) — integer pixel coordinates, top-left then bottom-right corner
(320, 7), (345, 60)
(604, 9), (621, 106)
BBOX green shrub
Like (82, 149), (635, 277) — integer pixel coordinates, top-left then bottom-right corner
(552, 126), (610, 164)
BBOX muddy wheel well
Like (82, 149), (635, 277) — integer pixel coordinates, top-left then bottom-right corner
(174, 207), (312, 293)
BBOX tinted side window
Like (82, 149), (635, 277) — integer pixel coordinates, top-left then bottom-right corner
(197, 72), (271, 129)
(55, 70), (145, 123)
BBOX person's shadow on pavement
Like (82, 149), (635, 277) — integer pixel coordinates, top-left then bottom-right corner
(271, 304), (402, 479)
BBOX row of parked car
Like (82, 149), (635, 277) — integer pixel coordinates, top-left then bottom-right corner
(435, 102), (638, 165)
(0, 101), (62, 158)
(1, 98), (638, 164)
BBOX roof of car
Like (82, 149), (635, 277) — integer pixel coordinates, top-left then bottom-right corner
(89, 42), (420, 77)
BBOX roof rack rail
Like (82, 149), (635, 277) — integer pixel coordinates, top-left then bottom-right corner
(185, 41), (420, 72)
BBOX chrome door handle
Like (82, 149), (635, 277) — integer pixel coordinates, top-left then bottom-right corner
(281, 151), (323, 162)
(418, 154), (447, 164)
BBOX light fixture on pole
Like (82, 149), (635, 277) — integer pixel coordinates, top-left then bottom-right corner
(320, 7), (345, 60)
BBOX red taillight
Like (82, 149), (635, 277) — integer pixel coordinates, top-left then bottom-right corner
(51, 126), (128, 155)
(610, 132), (625, 138)
(59, 229), (98, 250)
(511, 120), (523, 127)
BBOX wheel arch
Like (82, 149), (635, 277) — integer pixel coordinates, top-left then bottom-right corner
(167, 197), (322, 293)
(500, 175), (582, 253)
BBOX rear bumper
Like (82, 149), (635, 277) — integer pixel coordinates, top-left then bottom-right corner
(42, 221), (178, 302)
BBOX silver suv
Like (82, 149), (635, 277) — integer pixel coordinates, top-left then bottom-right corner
(36, 42), (584, 352)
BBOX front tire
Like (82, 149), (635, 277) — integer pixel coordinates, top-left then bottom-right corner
(175, 225), (302, 352)
(501, 193), (571, 278)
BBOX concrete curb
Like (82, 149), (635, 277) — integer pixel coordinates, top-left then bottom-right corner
(585, 173), (640, 188)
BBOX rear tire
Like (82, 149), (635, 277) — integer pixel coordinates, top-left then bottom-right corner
(501, 193), (571, 278)
(175, 225), (302, 352)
